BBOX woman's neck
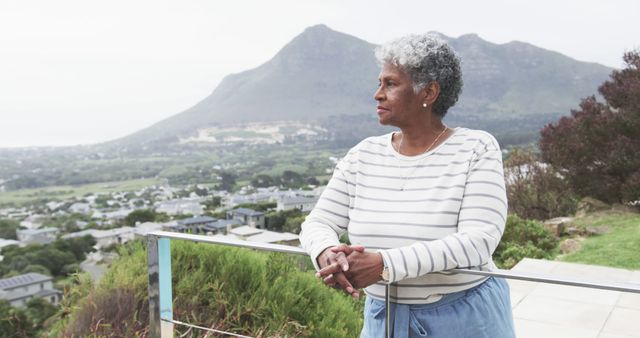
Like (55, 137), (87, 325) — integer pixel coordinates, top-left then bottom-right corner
(395, 118), (449, 156)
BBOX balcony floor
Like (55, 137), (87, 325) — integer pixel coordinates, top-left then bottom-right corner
(509, 258), (640, 338)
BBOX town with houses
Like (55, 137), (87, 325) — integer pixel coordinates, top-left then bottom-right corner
(0, 183), (323, 309)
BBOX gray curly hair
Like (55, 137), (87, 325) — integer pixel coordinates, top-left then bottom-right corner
(375, 34), (463, 118)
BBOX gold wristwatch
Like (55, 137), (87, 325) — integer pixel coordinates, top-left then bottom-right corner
(380, 264), (390, 282)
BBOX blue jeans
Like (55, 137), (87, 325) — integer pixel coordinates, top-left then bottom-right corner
(360, 277), (515, 338)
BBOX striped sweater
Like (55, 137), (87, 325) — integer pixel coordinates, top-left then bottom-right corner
(299, 128), (507, 304)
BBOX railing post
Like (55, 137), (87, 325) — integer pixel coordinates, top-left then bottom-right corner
(148, 234), (174, 338)
(385, 284), (391, 338)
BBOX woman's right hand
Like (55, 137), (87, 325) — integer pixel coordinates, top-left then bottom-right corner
(316, 244), (364, 298)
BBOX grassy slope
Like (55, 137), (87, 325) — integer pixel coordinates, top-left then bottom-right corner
(51, 240), (363, 337)
(560, 211), (640, 270)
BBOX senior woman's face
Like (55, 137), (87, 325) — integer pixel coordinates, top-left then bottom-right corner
(374, 62), (423, 127)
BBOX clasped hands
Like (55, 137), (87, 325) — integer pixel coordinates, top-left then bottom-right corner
(315, 244), (384, 299)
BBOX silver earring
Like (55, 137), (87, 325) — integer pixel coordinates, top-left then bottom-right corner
(422, 103), (427, 108)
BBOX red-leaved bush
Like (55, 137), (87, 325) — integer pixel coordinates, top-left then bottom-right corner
(540, 51), (640, 203)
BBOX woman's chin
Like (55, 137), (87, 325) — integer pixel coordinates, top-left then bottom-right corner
(377, 117), (394, 127)
(377, 115), (390, 125)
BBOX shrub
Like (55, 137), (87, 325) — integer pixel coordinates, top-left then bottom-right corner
(494, 215), (559, 269)
(124, 209), (158, 226)
(504, 148), (578, 220)
(283, 214), (306, 234)
(53, 240), (363, 337)
(0, 300), (36, 338)
(0, 218), (20, 239)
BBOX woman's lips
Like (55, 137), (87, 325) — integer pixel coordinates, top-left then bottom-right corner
(377, 106), (389, 114)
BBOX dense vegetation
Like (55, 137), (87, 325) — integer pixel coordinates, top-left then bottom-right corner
(0, 218), (21, 239)
(504, 148), (578, 221)
(493, 215), (559, 269)
(124, 209), (169, 226)
(51, 241), (363, 337)
(0, 236), (96, 278)
(0, 298), (57, 338)
(540, 51), (640, 203)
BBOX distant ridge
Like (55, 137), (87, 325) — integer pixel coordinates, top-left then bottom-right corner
(118, 24), (612, 146)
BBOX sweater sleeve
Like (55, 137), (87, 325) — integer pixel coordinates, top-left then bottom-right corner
(378, 136), (507, 283)
(299, 162), (351, 270)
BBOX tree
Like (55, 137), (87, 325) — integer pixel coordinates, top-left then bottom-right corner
(1, 239), (91, 277)
(280, 170), (304, 188)
(504, 148), (577, 220)
(265, 209), (303, 231)
(22, 264), (51, 276)
(53, 235), (96, 261)
(216, 172), (237, 192)
(94, 195), (111, 208)
(25, 297), (58, 330)
(0, 218), (20, 239)
(124, 209), (157, 226)
(30, 247), (76, 276)
(283, 214), (306, 234)
(305, 176), (320, 186)
(0, 300), (36, 338)
(251, 174), (275, 188)
(540, 50), (640, 203)
(203, 196), (222, 210)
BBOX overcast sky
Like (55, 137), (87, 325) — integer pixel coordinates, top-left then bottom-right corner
(0, 0), (638, 148)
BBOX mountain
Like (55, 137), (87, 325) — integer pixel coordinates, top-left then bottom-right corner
(444, 33), (611, 117)
(118, 24), (612, 146)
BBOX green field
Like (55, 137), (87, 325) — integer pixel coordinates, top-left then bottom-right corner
(0, 178), (162, 207)
(560, 211), (640, 270)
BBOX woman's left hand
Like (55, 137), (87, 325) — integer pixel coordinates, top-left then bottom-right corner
(317, 246), (384, 289)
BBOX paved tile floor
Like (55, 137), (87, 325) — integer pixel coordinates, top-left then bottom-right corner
(509, 258), (640, 338)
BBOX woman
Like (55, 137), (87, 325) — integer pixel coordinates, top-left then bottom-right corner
(299, 34), (515, 338)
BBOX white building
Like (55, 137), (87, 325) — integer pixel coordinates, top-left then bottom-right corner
(155, 198), (204, 216)
(0, 273), (62, 307)
(230, 225), (299, 246)
(133, 222), (166, 238)
(247, 231), (299, 246)
(228, 208), (265, 228)
(276, 194), (319, 212)
(17, 227), (59, 245)
(0, 238), (21, 262)
(230, 225), (264, 238)
(45, 201), (65, 212)
(91, 208), (136, 221)
(69, 202), (91, 214)
(62, 227), (135, 250)
(224, 190), (279, 208)
(2, 208), (29, 219)
(0, 238), (20, 247)
(19, 214), (46, 230)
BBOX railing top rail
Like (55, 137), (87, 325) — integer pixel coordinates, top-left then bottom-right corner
(148, 231), (640, 294)
(149, 230), (307, 255)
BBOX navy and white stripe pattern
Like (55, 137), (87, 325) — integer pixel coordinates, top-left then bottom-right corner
(300, 128), (508, 304)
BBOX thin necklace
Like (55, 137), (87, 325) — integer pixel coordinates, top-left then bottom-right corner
(398, 125), (448, 156)
(397, 125), (449, 191)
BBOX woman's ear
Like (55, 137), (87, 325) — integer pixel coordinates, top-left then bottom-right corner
(423, 82), (441, 106)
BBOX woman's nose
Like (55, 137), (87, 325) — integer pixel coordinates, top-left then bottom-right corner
(374, 86), (384, 101)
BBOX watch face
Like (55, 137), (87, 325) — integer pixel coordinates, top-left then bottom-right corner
(381, 267), (390, 282)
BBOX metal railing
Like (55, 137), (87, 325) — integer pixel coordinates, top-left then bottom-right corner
(147, 230), (640, 338)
